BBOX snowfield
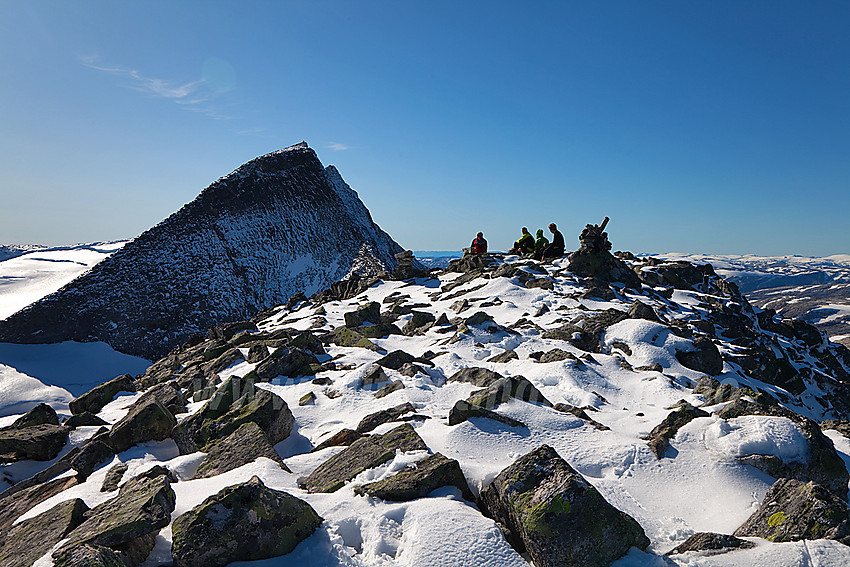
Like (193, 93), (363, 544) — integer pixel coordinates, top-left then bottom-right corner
(2, 252), (850, 566)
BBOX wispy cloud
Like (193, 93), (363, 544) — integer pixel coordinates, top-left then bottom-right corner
(80, 55), (229, 119)
(326, 142), (351, 152)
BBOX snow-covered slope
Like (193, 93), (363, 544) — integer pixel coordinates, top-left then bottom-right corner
(0, 242), (126, 320)
(657, 253), (850, 348)
(3, 250), (850, 566)
(0, 143), (407, 359)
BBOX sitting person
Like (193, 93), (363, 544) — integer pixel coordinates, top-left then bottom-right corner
(541, 223), (565, 260)
(508, 227), (535, 255)
(532, 228), (549, 260)
(470, 232), (487, 254)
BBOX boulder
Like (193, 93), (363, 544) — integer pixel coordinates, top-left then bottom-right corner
(101, 463), (129, 492)
(65, 412), (110, 428)
(58, 474), (175, 565)
(136, 381), (187, 415)
(324, 326), (382, 350)
(255, 347), (320, 381)
(448, 367), (505, 387)
(311, 428), (362, 452)
(344, 301), (382, 328)
(299, 391), (316, 406)
(375, 349), (429, 370)
(171, 476), (322, 567)
(543, 310), (629, 353)
(53, 543), (127, 566)
(355, 452), (473, 501)
(194, 421), (289, 479)
(0, 423), (68, 462)
(375, 380), (405, 398)
(534, 349), (579, 363)
(734, 478), (850, 544)
(627, 300), (660, 322)
(0, 474), (78, 530)
(11, 402), (59, 428)
(71, 433), (115, 479)
(488, 349), (519, 363)
(108, 398), (176, 454)
(448, 400), (527, 428)
(553, 404), (609, 431)
(645, 402), (709, 459)
(466, 376), (552, 409)
(360, 364), (389, 387)
(676, 336), (724, 375)
(172, 376), (294, 454)
(360, 322), (403, 338)
(356, 402), (417, 434)
(666, 532), (755, 555)
(300, 423), (428, 493)
(403, 311), (437, 335)
(479, 445), (649, 567)
(0, 498), (89, 567)
(69, 374), (136, 416)
(717, 399), (849, 495)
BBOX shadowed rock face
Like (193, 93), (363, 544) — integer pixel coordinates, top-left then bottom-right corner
(0, 142), (405, 359)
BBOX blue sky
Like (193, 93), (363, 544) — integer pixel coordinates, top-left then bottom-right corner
(2, 1), (848, 255)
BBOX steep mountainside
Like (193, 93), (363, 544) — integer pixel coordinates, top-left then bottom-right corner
(659, 254), (850, 348)
(4, 227), (850, 566)
(0, 143), (407, 359)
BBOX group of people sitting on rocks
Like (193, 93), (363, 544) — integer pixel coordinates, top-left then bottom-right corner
(470, 223), (565, 261)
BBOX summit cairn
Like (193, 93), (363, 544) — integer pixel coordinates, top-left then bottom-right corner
(567, 217), (641, 289)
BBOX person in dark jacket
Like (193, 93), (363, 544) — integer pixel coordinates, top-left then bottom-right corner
(470, 232), (487, 254)
(532, 228), (549, 260)
(541, 223), (565, 260)
(509, 227), (535, 255)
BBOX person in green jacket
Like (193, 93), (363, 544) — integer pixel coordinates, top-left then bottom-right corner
(509, 227), (535, 255)
(532, 228), (549, 260)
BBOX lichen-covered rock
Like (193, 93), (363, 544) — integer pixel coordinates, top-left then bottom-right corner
(108, 397), (176, 454)
(466, 376), (552, 409)
(375, 379), (405, 398)
(488, 349), (519, 363)
(627, 300), (660, 322)
(533, 349), (579, 364)
(0, 498), (88, 567)
(69, 374), (136, 416)
(355, 452), (473, 501)
(0, 423), (68, 462)
(666, 532), (755, 555)
(356, 402), (417, 434)
(136, 381), (187, 416)
(0, 474), (78, 530)
(448, 367), (505, 387)
(171, 476), (322, 567)
(300, 423), (428, 493)
(59, 474), (176, 562)
(71, 432), (115, 479)
(65, 411), (110, 428)
(311, 428), (362, 452)
(402, 310), (436, 335)
(645, 401), (709, 459)
(255, 346), (320, 381)
(734, 478), (850, 544)
(324, 326), (381, 351)
(553, 404), (609, 431)
(676, 336), (724, 375)
(11, 402), (59, 428)
(479, 445), (649, 567)
(448, 400), (527, 428)
(101, 462), (129, 492)
(194, 422), (289, 479)
(53, 543), (127, 567)
(375, 349), (417, 370)
(172, 376), (294, 454)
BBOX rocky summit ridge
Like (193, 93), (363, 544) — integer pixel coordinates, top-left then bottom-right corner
(0, 143), (409, 359)
(3, 224), (850, 566)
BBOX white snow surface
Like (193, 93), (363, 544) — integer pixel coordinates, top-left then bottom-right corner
(0, 241), (126, 320)
(2, 254), (850, 566)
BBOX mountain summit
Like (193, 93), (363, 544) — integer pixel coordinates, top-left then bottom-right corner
(0, 142), (406, 359)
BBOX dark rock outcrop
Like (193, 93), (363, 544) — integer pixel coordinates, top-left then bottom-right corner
(300, 424), (428, 493)
(734, 478), (850, 544)
(356, 402), (417, 434)
(0, 423), (68, 462)
(355, 452), (473, 501)
(108, 398), (176, 454)
(567, 219), (642, 289)
(676, 336), (724, 375)
(171, 476), (321, 567)
(0, 143), (405, 358)
(448, 400), (527, 428)
(479, 445), (649, 567)
(11, 403), (59, 428)
(53, 543), (127, 567)
(645, 402), (709, 459)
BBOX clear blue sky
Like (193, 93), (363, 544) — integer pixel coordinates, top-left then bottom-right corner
(2, 1), (848, 255)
